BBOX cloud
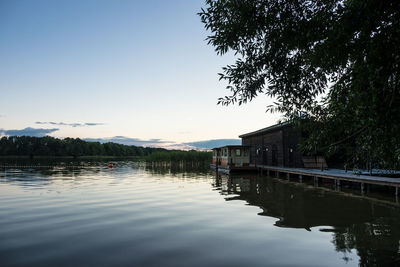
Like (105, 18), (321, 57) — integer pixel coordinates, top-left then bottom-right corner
(84, 123), (104, 126)
(161, 143), (198, 150)
(35, 121), (104, 127)
(184, 139), (241, 149)
(85, 136), (171, 147)
(0, 127), (59, 137)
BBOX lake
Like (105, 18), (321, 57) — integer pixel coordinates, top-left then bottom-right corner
(0, 161), (399, 266)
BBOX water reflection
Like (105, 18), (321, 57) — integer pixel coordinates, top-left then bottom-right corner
(1, 162), (400, 266)
(145, 162), (210, 176)
(214, 173), (400, 266)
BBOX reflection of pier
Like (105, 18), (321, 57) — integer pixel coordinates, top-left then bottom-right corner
(213, 173), (400, 266)
(217, 173), (400, 228)
(252, 165), (400, 198)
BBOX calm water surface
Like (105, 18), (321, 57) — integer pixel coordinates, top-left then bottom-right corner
(0, 162), (399, 266)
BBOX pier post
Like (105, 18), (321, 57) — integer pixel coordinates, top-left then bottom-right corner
(276, 171), (279, 178)
(361, 183), (365, 195)
(286, 173), (290, 180)
(335, 179), (341, 190)
(299, 175), (302, 183)
(314, 176), (318, 186)
(396, 187), (399, 197)
(266, 169), (270, 176)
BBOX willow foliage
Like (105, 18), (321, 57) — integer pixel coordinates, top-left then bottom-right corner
(200, 0), (400, 169)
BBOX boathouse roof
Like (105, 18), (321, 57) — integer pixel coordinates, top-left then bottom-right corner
(212, 145), (250, 150)
(239, 122), (291, 138)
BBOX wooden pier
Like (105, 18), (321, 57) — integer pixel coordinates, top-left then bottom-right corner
(252, 165), (400, 197)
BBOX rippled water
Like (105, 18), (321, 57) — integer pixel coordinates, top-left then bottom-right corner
(1, 162), (399, 266)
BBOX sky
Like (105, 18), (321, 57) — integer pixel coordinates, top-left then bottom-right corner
(0, 0), (282, 148)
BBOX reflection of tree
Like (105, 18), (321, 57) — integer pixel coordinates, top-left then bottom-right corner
(0, 160), (133, 186)
(214, 173), (400, 266)
(332, 220), (400, 267)
(145, 163), (209, 176)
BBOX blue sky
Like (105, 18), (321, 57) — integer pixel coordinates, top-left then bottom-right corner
(0, 0), (282, 148)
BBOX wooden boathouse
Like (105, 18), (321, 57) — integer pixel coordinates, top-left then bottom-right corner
(212, 122), (328, 172)
(211, 122), (400, 198)
(240, 122), (305, 168)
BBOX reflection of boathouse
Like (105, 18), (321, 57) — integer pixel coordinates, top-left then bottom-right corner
(240, 122), (303, 168)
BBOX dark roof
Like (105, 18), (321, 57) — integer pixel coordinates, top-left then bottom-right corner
(239, 122), (291, 138)
(212, 145), (250, 150)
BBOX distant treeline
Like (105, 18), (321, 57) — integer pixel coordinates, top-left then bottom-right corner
(145, 151), (212, 162)
(0, 136), (213, 162)
(0, 136), (167, 157)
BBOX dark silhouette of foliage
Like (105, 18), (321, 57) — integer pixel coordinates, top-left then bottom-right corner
(200, 0), (400, 169)
(0, 136), (166, 158)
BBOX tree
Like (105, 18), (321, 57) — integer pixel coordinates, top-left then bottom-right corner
(200, 0), (400, 169)
(0, 136), (171, 158)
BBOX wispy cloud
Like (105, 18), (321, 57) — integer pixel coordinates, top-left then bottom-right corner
(162, 143), (198, 150)
(35, 121), (104, 127)
(0, 127), (59, 137)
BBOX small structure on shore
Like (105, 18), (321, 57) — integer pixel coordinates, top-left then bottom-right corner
(211, 145), (253, 173)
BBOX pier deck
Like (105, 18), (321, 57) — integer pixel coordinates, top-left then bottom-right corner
(254, 165), (400, 188)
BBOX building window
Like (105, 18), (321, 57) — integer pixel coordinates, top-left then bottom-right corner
(236, 149), (241, 156)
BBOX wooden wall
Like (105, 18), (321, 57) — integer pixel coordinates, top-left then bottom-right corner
(241, 125), (303, 168)
(282, 126), (303, 168)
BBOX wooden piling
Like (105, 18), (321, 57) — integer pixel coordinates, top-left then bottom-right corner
(314, 176), (319, 186)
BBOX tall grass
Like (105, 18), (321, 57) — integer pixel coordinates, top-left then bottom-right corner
(145, 150), (212, 163)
